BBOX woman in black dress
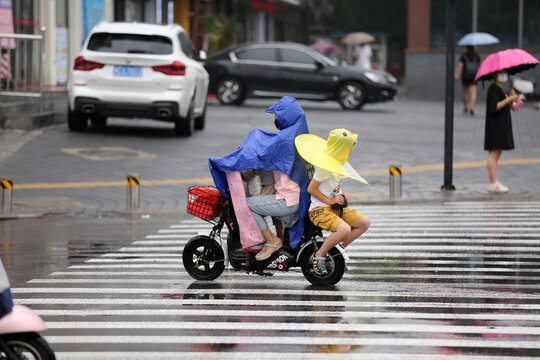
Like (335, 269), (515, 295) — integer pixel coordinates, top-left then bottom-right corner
(485, 70), (520, 193)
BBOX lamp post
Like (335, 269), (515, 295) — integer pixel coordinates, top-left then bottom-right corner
(442, 0), (456, 191)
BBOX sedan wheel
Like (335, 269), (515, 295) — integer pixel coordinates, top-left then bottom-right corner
(216, 78), (245, 105)
(337, 82), (365, 110)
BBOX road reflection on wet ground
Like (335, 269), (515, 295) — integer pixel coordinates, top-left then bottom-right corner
(3, 201), (540, 358)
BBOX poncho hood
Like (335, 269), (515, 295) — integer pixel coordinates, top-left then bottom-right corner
(208, 96), (310, 248)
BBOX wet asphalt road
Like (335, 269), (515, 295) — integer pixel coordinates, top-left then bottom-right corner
(2, 200), (540, 358)
(1, 98), (540, 214)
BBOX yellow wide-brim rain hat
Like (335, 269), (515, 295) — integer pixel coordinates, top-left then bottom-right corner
(295, 129), (369, 185)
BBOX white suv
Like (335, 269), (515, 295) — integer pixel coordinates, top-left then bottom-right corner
(67, 22), (209, 136)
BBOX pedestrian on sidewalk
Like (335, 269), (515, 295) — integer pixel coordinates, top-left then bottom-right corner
(484, 70), (520, 193)
(455, 45), (481, 115)
(353, 43), (373, 71)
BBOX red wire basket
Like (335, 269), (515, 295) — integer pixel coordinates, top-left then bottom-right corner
(187, 186), (225, 220)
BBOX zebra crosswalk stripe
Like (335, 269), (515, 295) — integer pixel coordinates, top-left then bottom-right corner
(10, 200), (540, 358)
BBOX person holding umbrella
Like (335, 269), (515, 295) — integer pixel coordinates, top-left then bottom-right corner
(455, 33), (499, 116)
(474, 49), (539, 193)
(484, 70), (519, 193)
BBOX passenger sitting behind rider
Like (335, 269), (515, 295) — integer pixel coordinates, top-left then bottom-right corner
(209, 96), (310, 257)
(246, 110), (302, 261)
(296, 129), (370, 275)
(246, 165), (300, 261)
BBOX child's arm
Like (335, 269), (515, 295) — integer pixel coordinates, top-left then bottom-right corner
(308, 179), (344, 206)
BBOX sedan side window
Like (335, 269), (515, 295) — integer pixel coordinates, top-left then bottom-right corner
(280, 49), (318, 66)
(235, 48), (278, 62)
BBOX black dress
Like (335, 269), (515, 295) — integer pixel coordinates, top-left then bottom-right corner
(484, 83), (514, 151)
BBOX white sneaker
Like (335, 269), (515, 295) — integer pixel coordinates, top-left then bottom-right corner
(488, 182), (509, 193)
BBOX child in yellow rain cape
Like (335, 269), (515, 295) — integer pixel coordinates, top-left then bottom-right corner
(295, 129), (370, 275)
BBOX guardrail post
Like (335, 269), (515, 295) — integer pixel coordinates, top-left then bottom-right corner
(126, 174), (140, 210)
(389, 165), (402, 200)
(0, 179), (13, 214)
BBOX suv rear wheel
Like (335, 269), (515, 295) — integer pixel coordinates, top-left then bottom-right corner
(194, 100), (206, 130)
(216, 77), (245, 105)
(175, 102), (194, 137)
(67, 107), (88, 131)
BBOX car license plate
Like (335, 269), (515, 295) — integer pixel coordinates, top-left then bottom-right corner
(113, 65), (142, 77)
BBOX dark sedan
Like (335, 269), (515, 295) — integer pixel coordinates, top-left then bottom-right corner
(204, 42), (398, 110)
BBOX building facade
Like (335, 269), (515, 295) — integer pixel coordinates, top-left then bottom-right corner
(1, 0), (307, 89)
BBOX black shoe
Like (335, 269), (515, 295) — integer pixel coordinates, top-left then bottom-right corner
(470, 109), (475, 116)
(463, 108), (468, 114)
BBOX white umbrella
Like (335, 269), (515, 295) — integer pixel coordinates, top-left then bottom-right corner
(341, 32), (375, 44)
(457, 32), (499, 46)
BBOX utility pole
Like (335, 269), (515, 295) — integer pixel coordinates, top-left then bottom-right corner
(442, 0), (456, 191)
(472, 0), (478, 33)
(518, 0), (524, 48)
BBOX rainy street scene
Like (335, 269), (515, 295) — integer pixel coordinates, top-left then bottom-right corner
(1, 0), (540, 359)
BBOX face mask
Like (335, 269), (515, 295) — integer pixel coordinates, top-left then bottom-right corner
(497, 73), (508, 83)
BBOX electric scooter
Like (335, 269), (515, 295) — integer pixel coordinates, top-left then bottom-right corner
(182, 186), (348, 286)
(0, 261), (55, 360)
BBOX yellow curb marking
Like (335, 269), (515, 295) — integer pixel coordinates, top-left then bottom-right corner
(12, 158), (540, 191)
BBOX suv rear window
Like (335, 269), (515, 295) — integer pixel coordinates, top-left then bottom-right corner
(87, 33), (173, 54)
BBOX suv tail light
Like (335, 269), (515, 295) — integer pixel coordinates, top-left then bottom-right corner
(152, 61), (186, 76)
(74, 56), (104, 71)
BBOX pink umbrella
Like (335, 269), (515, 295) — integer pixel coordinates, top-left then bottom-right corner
(310, 40), (340, 56)
(475, 48), (539, 82)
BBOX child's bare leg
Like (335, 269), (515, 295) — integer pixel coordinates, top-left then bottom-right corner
(315, 222), (351, 258)
(343, 216), (370, 246)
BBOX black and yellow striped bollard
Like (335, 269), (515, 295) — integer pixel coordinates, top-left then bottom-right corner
(0, 178), (13, 214)
(389, 165), (402, 199)
(126, 174), (140, 210)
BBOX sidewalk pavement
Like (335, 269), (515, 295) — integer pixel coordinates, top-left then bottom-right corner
(1, 97), (539, 219)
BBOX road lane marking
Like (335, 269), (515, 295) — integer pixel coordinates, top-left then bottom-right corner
(30, 309), (540, 321)
(51, 352), (540, 360)
(14, 298), (540, 310)
(41, 321), (540, 334)
(12, 158), (540, 190)
(12, 287), (540, 299)
(28, 276), (540, 289)
(38, 335), (540, 348)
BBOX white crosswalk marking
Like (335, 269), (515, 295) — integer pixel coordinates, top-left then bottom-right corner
(11, 201), (540, 359)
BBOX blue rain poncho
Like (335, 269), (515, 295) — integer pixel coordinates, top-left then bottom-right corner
(209, 96), (310, 248)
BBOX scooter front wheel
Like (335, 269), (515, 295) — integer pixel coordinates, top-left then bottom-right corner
(0, 331), (56, 360)
(300, 245), (345, 286)
(182, 235), (225, 281)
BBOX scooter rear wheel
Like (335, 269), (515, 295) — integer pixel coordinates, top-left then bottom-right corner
(0, 332), (56, 360)
(301, 245), (345, 286)
(183, 235), (225, 280)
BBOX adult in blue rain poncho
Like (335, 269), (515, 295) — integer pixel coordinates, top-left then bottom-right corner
(209, 96), (310, 253)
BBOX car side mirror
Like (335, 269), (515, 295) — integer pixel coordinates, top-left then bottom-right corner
(315, 60), (324, 69)
(198, 50), (207, 61)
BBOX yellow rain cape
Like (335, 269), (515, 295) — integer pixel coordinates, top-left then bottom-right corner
(295, 129), (368, 185)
